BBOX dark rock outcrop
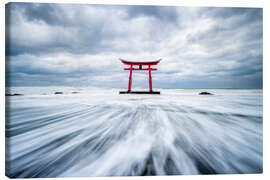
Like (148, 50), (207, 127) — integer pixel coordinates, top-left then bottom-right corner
(54, 92), (63, 95)
(199, 91), (213, 95)
(5, 93), (24, 96)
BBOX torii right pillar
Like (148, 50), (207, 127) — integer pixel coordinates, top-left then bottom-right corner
(119, 58), (161, 94)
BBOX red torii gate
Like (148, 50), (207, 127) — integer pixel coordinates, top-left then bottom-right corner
(119, 58), (161, 94)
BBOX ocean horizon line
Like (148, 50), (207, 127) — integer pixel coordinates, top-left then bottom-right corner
(5, 86), (263, 90)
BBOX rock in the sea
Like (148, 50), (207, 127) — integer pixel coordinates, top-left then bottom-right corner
(5, 93), (24, 96)
(54, 92), (63, 95)
(199, 91), (213, 95)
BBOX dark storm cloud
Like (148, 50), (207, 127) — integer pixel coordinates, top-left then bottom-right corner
(126, 5), (180, 23)
(5, 3), (107, 56)
(5, 3), (180, 56)
(14, 3), (60, 25)
(16, 3), (180, 26)
(5, 3), (263, 88)
(211, 55), (262, 77)
(203, 7), (262, 21)
(186, 8), (262, 46)
(6, 3), (100, 55)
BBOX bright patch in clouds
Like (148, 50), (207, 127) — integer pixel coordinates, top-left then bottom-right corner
(6, 3), (262, 88)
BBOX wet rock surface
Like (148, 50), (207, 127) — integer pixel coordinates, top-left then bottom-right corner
(54, 92), (64, 95)
(6, 93), (24, 96)
(199, 92), (213, 95)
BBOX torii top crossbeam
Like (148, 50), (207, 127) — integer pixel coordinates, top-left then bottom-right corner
(119, 58), (161, 94)
(120, 59), (161, 66)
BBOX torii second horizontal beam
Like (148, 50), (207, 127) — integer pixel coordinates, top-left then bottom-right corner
(124, 68), (157, 71)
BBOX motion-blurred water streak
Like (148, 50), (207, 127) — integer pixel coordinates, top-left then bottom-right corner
(5, 87), (262, 177)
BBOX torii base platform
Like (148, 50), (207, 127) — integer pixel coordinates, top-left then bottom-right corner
(119, 91), (160, 94)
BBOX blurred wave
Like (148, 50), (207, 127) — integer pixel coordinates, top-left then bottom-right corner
(5, 88), (262, 177)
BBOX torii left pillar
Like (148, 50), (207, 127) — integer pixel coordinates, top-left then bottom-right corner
(119, 58), (161, 94)
(128, 64), (133, 91)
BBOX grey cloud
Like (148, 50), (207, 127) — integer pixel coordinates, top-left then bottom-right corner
(203, 7), (262, 22)
(187, 8), (262, 46)
(16, 3), (60, 25)
(5, 3), (263, 88)
(6, 3), (181, 56)
(126, 5), (180, 23)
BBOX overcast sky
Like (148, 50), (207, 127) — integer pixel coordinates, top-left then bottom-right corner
(5, 3), (262, 88)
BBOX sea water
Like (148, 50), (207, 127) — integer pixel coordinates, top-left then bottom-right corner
(5, 87), (263, 177)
